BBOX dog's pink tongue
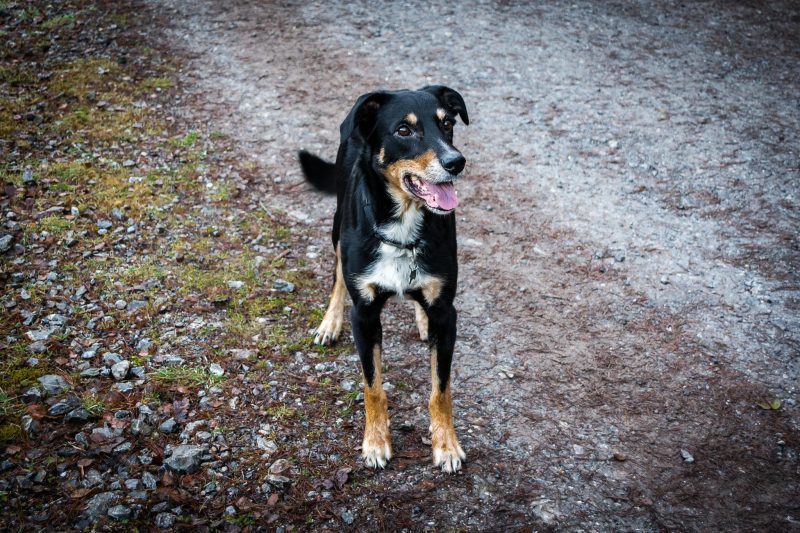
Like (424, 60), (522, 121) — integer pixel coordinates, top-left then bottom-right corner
(425, 182), (458, 211)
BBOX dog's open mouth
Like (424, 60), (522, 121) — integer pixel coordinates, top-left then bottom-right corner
(403, 175), (459, 211)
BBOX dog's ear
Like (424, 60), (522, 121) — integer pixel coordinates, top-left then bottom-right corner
(340, 91), (393, 142)
(420, 85), (469, 125)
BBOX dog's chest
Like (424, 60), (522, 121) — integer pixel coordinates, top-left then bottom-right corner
(360, 244), (426, 296)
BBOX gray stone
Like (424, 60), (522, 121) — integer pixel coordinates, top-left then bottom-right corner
(115, 382), (135, 393)
(124, 478), (140, 490)
(80, 367), (102, 378)
(155, 513), (176, 529)
(159, 417), (177, 434)
(164, 445), (206, 474)
(162, 355), (184, 367)
(113, 441), (132, 453)
(97, 220), (113, 230)
(26, 327), (56, 342)
(38, 375), (71, 396)
(84, 491), (121, 518)
(0, 234), (12, 253)
(341, 509), (355, 525)
(269, 458), (290, 475)
(141, 471), (158, 490)
(27, 341), (47, 354)
(266, 474), (292, 487)
(65, 408), (92, 423)
(135, 338), (153, 353)
(127, 300), (147, 312)
(114, 299), (127, 310)
(273, 279), (295, 293)
(208, 363), (224, 377)
(111, 360), (130, 380)
(227, 280), (245, 289)
(21, 387), (42, 403)
(107, 504), (131, 520)
(102, 352), (122, 366)
(340, 379), (355, 391)
(22, 169), (35, 185)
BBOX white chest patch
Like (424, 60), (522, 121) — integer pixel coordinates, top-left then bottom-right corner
(356, 206), (432, 300)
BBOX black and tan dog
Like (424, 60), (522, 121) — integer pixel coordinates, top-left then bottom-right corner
(298, 86), (469, 472)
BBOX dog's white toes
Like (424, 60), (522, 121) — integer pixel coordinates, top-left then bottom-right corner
(313, 321), (340, 346)
(362, 440), (392, 469)
(432, 441), (465, 473)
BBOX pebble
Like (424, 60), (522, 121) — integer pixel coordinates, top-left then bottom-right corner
(107, 504), (132, 520)
(273, 279), (295, 293)
(38, 375), (71, 396)
(97, 220), (113, 230)
(164, 445), (207, 474)
(127, 300), (147, 312)
(103, 352), (123, 366)
(81, 344), (99, 359)
(0, 234), (12, 253)
(80, 367), (102, 378)
(22, 169), (35, 185)
(155, 512), (176, 529)
(340, 379), (355, 391)
(114, 299), (127, 310)
(227, 280), (245, 289)
(124, 479), (140, 490)
(65, 408), (92, 423)
(115, 382), (135, 393)
(141, 471), (158, 489)
(680, 449), (695, 463)
(111, 360), (131, 380)
(341, 509), (355, 525)
(269, 458), (290, 475)
(159, 418), (177, 433)
(48, 398), (78, 416)
(84, 491), (121, 518)
(26, 328), (56, 342)
(21, 387), (42, 403)
(208, 363), (224, 377)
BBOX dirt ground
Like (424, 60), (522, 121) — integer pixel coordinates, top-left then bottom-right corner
(152, 0), (799, 530)
(1, 0), (798, 531)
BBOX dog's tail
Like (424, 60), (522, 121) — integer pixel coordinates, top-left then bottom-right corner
(298, 150), (336, 195)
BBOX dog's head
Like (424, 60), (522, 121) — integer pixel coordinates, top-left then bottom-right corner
(343, 86), (469, 215)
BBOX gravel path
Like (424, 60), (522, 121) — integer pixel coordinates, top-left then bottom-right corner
(152, 1), (800, 529)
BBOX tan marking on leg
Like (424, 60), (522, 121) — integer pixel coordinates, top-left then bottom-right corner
(421, 277), (443, 306)
(436, 108), (446, 121)
(404, 112), (418, 125)
(429, 348), (465, 473)
(363, 344), (392, 468)
(378, 146), (385, 165)
(314, 243), (346, 345)
(413, 301), (428, 341)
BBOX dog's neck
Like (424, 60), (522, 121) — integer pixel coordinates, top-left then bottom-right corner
(374, 203), (423, 248)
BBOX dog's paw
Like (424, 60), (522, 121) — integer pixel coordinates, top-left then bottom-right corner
(413, 302), (428, 342)
(362, 437), (392, 469)
(431, 430), (465, 473)
(313, 315), (342, 346)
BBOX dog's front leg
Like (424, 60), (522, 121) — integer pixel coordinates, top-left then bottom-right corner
(351, 300), (392, 468)
(427, 302), (465, 473)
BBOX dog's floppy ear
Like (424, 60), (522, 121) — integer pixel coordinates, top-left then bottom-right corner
(420, 85), (469, 125)
(340, 91), (393, 142)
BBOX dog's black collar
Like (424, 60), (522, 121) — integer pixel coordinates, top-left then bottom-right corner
(373, 227), (420, 251)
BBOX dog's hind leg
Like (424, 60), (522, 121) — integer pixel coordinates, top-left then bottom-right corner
(427, 303), (465, 473)
(413, 301), (429, 341)
(314, 243), (346, 345)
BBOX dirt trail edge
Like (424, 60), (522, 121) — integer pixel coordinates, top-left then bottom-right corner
(151, 1), (800, 530)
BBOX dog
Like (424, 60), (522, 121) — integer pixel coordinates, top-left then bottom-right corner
(298, 86), (469, 473)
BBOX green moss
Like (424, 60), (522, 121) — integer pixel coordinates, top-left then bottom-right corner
(150, 367), (224, 389)
(141, 77), (174, 91)
(4, 367), (45, 390)
(0, 424), (22, 443)
(40, 12), (75, 29)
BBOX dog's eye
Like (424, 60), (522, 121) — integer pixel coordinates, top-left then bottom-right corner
(396, 125), (413, 137)
(442, 118), (454, 132)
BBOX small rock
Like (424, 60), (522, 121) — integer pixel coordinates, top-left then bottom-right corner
(340, 379), (355, 391)
(111, 360), (131, 380)
(256, 437), (278, 454)
(227, 280), (245, 289)
(269, 458), (290, 475)
(26, 328), (56, 342)
(162, 355), (184, 367)
(80, 367), (102, 378)
(27, 341), (47, 354)
(38, 375), (71, 396)
(124, 478), (140, 490)
(113, 441), (132, 453)
(680, 449), (695, 463)
(21, 387), (42, 403)
(103, 352), (122, 366)
(340, 509), (355, 525)
(65, 408), (92, 423)
(122, 160), (136, 168)
(84, 491), (121, 518)
(660, 276), (670, 285)
(208, 363), (224, 377)
(273, 279), (295, 293)
(98, 220), (114, 230)
(136, 338), (153, 354)
(107, 504), (131, 521)
(141, 471), (158, 490)
(127, 300), (147, 312)
(114, 299), (127, 310)
(0, 234), (12, 253)
(159, 418), (177, 434)
(48, 398), (78, 416)
(26, 357), (39, 366)
(115, 382), (135, 393)
(22, 169), (35, 185)
(266, 474), (292, 487)
(164, 445), (207, 474)
(155, 512), (176, 529)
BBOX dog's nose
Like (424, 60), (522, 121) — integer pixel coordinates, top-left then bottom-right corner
(441, 153), (466, 175)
